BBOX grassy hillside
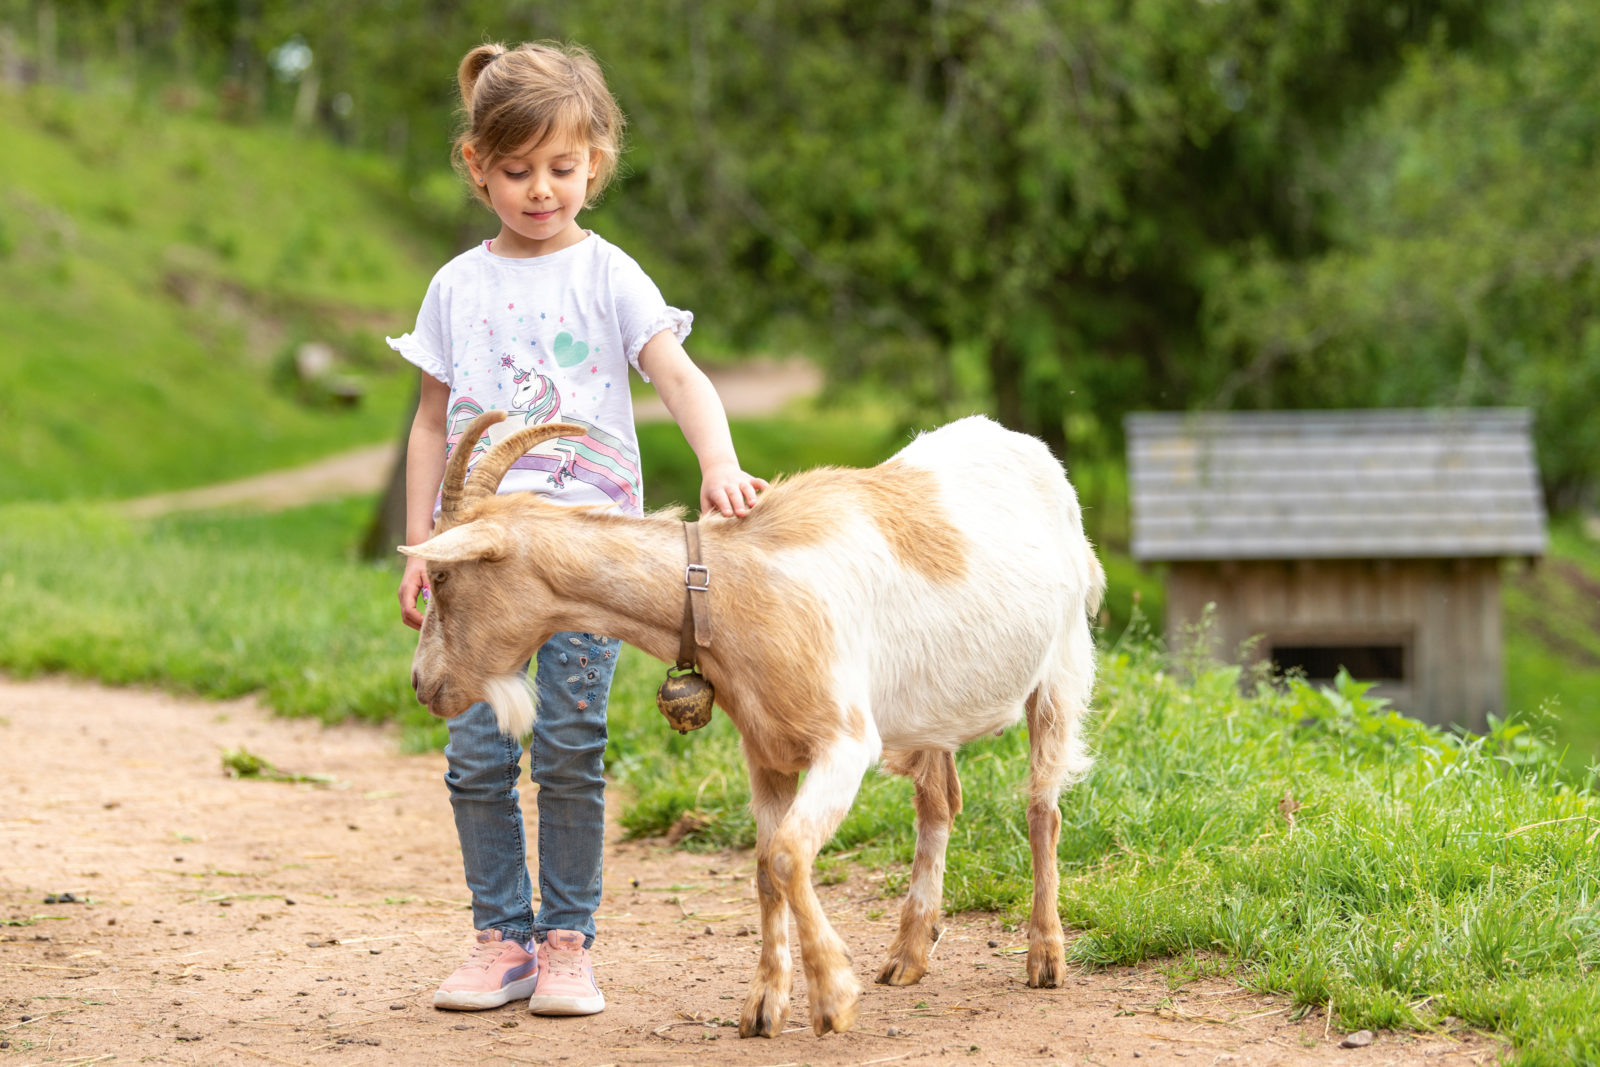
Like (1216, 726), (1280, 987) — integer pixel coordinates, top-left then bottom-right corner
(1506, 521), (1600, 773)
(0, 85), (457, 501)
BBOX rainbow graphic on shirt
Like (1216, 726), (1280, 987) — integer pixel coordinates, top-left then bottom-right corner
(444, 376), (641, 513)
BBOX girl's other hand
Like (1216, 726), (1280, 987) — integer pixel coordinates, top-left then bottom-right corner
(399, 555), (431, 630)
(700, 463), (769, 518)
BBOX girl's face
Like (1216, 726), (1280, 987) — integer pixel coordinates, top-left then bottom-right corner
(465, 136), (601, 258)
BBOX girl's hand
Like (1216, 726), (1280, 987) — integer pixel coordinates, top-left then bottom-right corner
(399, 555), (431, 631)
(700, 462), (769, 518)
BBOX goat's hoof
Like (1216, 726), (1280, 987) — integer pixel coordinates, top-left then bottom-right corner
(1026, 941), (1065, 988)
(738, 988), (789, 1038)
(875, 952), (928, 986)
(809, 984), (861, 1035)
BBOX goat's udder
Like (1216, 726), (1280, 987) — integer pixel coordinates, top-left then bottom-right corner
(483, 674), (538, 739)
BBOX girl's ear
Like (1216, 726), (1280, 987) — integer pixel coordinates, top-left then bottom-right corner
(462, 143), (485, 185)
(587, 146), (601, 181)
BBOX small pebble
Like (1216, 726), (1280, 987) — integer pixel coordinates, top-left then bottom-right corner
(369, 947), (382, 955)
(1340, 1030), (1375, 1049)
(987, 939), (999, 948)
(453, 1024), (471, 1031)
(887, 1026), (902, 1037)
(703, 925), (714, 936)
(389, 1002), (406, 1011)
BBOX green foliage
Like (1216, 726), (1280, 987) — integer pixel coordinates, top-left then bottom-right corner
(14, 2), (1558, 482)
(1206, 0), (1600, 508)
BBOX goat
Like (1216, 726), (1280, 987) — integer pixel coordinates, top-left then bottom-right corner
(402, 410), (1106, 1038)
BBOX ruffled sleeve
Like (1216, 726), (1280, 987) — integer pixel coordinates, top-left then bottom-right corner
(604, 242), (693, 381)
(624, 307), (694, 377)
(386, 271), (451, 385)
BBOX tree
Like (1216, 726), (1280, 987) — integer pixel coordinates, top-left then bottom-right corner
(1205, 0), (1600, 508)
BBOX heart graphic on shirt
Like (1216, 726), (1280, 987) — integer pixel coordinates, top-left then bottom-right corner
(552, 331), (590, 368)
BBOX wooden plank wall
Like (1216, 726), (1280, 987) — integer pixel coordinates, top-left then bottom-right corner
(1166, 558), (1501, 732)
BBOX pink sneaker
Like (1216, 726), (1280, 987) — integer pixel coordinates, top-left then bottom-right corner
(432, 930), (539, 1010)
(526, 930), (605, 1015)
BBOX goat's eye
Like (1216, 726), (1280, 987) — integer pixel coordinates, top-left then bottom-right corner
(431, 571), (448, 585)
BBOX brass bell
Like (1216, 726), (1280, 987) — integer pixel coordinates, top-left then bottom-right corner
(657, 666), (714, 733)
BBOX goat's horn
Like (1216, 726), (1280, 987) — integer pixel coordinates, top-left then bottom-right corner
(441, 411), (506, 520)
(462, 421), (587, 505)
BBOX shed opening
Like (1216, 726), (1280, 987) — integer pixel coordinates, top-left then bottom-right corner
(1271, 642), (1407, 684)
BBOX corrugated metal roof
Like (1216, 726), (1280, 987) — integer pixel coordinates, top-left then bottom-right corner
(1125, 409), (1547, 562)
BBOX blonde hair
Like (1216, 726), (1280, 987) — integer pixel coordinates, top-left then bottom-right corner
(454, 41), (625, 208)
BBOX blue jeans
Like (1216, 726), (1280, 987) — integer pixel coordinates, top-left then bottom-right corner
(443, 632), (616, 949)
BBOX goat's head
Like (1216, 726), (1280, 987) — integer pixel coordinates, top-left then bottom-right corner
(399, 412), (583, 734)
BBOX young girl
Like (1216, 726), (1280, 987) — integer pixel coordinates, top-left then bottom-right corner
(389, 40), (767, 1016)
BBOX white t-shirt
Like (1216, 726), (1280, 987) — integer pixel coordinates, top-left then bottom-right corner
(387, 233), (690, 517)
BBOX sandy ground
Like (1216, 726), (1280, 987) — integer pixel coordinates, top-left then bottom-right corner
(0, 676), (1501, 1067)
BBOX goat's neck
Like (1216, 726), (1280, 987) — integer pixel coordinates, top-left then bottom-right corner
(516, 507), (695, 667)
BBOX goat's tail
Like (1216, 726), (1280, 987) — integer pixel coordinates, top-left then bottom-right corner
(1025, 517), (1105, 796)
(1026, 565), (1100, 799)
(1084, 544), (1107, 621)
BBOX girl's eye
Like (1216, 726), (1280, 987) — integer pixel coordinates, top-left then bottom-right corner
(553, 167), (575, 177)
(504, 170), (529, 180)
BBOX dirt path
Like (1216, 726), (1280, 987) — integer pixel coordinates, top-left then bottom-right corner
(1, 676), (1497, 1066)
(118, 360), (824, 518)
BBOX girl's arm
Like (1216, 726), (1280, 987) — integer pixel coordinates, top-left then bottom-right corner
(399, 372), (451, 630)
(638, 331), (769, 518)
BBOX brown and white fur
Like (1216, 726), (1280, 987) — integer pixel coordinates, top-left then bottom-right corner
(402, 411), (1105, 1038)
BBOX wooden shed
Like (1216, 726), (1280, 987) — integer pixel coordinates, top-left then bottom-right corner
(1125, 409), (1546, 731)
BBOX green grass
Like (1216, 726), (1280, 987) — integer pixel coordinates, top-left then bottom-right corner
(0, 84), (454, 502)
(1505, 520), (1600, 774)
(0, 498), (431, 742)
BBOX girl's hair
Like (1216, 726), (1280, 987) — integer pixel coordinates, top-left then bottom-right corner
(454, 41), (625, 208)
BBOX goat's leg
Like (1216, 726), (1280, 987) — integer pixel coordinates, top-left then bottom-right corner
(767, 736), (873, 1036)
(876, 749), (962, 986)
(739, 764), (798, 1039)
(1023, 677), (1092, 988)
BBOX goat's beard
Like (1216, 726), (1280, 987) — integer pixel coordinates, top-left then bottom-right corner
(483, 673), (537, 738)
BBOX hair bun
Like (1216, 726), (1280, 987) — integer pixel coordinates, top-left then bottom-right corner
(457, 43), (506, 109)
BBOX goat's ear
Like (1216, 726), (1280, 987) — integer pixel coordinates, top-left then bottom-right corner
(397, 521), (508, 564)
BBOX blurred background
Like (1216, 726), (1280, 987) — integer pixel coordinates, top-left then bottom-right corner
(0, 0), (1596, 763)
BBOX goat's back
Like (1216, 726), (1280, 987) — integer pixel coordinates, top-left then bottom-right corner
(767, 416), (1098, 750)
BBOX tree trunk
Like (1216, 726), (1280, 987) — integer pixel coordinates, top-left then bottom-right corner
(360, 383), (418, 560)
